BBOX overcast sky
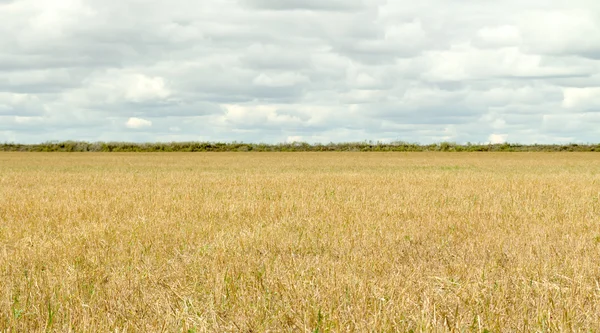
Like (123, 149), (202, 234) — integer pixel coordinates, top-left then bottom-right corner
(1, 0), (600, 144)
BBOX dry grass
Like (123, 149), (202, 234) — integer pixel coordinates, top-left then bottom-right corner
(1, 152), (600, 332)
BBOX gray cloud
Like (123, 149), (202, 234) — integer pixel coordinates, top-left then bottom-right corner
(1, 0), (600, 144)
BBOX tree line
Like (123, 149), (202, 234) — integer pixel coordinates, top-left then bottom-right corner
(1, 141), (599, 152)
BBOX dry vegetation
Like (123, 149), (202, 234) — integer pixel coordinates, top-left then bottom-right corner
(1, 152), (600, 332)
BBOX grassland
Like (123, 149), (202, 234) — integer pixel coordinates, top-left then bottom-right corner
(1, 152), (600, 332)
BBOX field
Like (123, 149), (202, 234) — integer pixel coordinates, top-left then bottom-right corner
(1, 152), (600, 332)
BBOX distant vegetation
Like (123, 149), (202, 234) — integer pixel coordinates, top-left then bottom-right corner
(1, 141), (600, 152)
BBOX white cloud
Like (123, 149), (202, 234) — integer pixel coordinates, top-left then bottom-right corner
(489, 134), (508, 144)
(519, 9), (600, 57)
(243, 0), (368, 11)
(2, 0), (600, 144)
(14, 116), (45, 124)
(126, 117), (152, 129)
(252, 72), (309, 87)
(562, 87), (600, 109)
(79, 71), (170, 104)
(123, 74), (170, 102)
(421, 45), (593, 82)
(476, 25), (521, 48)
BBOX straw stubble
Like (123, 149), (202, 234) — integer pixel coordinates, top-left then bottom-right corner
(1, 152), (599, 331)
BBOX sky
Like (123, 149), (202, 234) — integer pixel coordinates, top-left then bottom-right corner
(1, 0), (600, 144)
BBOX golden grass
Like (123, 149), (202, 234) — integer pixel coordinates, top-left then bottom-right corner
(1, 152), (600, 332)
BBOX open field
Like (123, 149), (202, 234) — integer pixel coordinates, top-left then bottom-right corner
(1, 152), (600, 332)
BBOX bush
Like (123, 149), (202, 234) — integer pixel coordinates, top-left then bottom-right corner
(1, 141), (599, 152)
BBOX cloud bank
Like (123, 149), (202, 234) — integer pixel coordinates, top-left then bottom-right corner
(1, 0), (599, 143)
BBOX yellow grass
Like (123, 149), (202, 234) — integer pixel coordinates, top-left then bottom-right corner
(1, 152), (600, 332)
